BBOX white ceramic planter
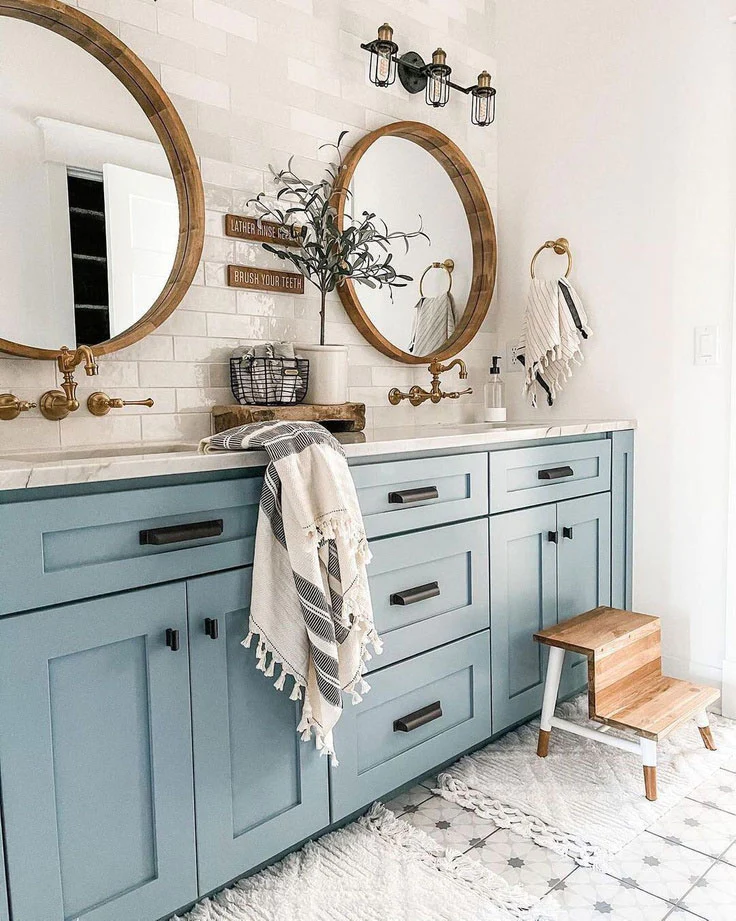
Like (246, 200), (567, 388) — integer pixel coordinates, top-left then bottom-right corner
(296, 344), (349, 405)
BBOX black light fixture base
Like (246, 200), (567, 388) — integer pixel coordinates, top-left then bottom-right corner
(398, 51), (427, 94)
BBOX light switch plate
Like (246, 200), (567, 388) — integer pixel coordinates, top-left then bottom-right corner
(694, 325), (720, 366)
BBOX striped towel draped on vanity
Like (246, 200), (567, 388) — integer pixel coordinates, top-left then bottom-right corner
(200, 421), (381, 762)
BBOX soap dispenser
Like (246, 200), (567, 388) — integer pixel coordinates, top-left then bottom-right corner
(484, 356), (506, 422)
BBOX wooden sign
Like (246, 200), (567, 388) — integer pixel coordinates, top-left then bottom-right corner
(227, 265), (305, 294)
(225, 214), (302, 247)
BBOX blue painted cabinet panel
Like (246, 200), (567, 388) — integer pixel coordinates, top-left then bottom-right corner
(367, 518), (489, 669)
(0, 477), (261, 615)
(611, 430), (635, 609)
(352, 453), (488, 538)
(557, 492), (612, 698)
(490, 505), (558, 732)
(188, 569), (329, 895)
(0, 817), (7, 921)
(0, 585), (197, 921)
(330, 632), (491, 821)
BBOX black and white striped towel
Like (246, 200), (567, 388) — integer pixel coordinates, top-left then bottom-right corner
(200, 421), (381, 762)
(515, 277), (592, 407)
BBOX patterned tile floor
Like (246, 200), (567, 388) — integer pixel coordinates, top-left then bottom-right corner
(384, 763), (736, 920)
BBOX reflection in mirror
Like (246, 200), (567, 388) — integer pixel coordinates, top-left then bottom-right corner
(350, 136), (473, 357)
(0, 17), (178, 351)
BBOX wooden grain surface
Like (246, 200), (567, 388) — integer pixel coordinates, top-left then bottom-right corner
(212, 402), (366, 433)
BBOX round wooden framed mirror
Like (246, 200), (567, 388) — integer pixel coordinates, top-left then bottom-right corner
(0, 0), (204, 360)
(333, 121), (496, 364)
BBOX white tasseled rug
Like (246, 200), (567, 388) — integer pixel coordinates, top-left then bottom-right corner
(436, 697), (736, 868)
(176, 804), (555, 921)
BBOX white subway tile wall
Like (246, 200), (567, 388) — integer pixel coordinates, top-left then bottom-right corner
(0, 0), (498, 449)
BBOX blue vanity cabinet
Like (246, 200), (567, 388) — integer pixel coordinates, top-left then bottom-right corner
(0, 818), (8, 921)
(557, 492), (612, 698)
(490, 492), (612, 733)
(0, 584), (197, 921)
(489, 504), (559, 732)
(187, 568), (330, 896)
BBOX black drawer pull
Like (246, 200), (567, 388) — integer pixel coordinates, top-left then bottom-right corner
(562, 526), (574, 540)
(390, 581), (440, 606)
(538, 465), (574, 481)
(388, 486), (439, 504)
(165, 628), (180, 652)
(548, 531), (559, 544)
(394, 701), (443, 733)
(204, 617), (219, 639)
(140, 519), (224, 546)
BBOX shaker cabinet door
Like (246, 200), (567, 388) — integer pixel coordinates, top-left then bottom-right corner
(0, 585), (197, 921)
(188, 569), (329, 895)
(556, 492), (612, 698)
(490, 505), (558, 732)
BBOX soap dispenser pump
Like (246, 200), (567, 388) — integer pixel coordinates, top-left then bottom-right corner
(484, 355), (506, 422)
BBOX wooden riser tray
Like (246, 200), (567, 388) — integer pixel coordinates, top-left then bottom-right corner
(212, 402), (366, 433)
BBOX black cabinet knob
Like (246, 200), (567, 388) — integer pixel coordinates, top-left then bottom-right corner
(547, 531), (559, 544)
(562, 526), (574, 540)
(204, 617), (220, 640)
(165, 628), (180, 652)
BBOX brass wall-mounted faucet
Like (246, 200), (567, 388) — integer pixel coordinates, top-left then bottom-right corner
(39, 345), (99, 421)
(388, 357), (473, 407)
(0, 394), (37, 421)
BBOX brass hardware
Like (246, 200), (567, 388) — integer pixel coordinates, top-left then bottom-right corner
(377, 22), (394, 43)
(39, 345), (99, 421)
(530, 238), (573, 279)
(0, 393), (36, 421)
(88, 392), (155, 417)
(419, 259), (454, 297)
(388, 357), (472, 407)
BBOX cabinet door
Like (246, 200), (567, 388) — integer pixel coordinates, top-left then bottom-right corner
(490, 505), (558, 732)
(0, 585), (196, 921)
(557, 493), (612, 697)
(188, 569), (329, 895)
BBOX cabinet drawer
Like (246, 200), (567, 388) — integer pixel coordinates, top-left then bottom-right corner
(330, 632), (491, 821)
(0, 478), (261, 615)
(352, 453), (488, 538)
(490, 439), (611, 512)
(367, 519), (489, 669)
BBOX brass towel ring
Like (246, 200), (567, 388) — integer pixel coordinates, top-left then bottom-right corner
(419, 259), (454, 297)
(530, 238), (573, 279)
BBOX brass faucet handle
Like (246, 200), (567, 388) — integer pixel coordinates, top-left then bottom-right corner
(0, 393), (37, 421)
(446, 387), (473, 400)
(88, 392), (155, 416)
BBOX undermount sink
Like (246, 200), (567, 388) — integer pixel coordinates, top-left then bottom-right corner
(0, 443), (200, 464)
(435, 422), (540, 431)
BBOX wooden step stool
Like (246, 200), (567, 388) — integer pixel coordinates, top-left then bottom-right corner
(534, 607), (719, 801)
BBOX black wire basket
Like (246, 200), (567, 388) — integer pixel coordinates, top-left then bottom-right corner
(230, 356), (309, 406)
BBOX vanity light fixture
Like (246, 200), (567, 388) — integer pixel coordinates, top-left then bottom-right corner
(471, 71), (496, 127)
(364, 23), (399, 88)
(360, 24), (497, 126)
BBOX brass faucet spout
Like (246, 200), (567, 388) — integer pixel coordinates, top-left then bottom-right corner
(39, 344), (99, 420)
(387, 356), (472, 407)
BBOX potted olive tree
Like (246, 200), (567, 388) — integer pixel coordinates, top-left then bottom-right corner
(247, 133), (426, 403)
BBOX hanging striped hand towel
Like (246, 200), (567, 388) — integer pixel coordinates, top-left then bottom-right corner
(515, 277), (592, 407)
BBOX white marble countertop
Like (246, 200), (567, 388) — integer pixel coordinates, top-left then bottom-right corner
(0, 419), (636, 492)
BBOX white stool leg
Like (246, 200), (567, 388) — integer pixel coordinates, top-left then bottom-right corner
(695, 709), (717, 751)
(537, 646), (565, 757)
(641, 738), (658, 801)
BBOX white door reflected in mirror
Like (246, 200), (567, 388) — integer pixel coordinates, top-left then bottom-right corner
(0, 16), (178, 351)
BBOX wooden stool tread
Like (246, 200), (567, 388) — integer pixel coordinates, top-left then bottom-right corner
(593, 674), (720, 741)
(534, 606), (660, 657)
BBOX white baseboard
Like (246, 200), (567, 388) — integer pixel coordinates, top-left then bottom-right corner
(722, 659), (736, 718)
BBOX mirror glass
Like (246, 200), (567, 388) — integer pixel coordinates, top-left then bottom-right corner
(1, 16), (179, 351)
(349, 136), (473, 358)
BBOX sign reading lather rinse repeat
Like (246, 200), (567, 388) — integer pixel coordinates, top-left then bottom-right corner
(227, 265), (305, 295)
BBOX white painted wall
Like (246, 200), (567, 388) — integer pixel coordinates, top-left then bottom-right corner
(494, 0), (736, 686)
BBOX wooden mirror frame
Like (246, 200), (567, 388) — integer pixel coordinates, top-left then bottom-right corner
(0, 0), (204, 360)
(333, 121), (496, 364)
